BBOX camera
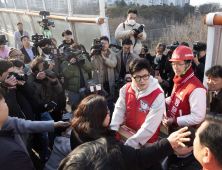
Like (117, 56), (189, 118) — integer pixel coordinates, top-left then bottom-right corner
(193, 41), (201, 57)
(8, 72), (27, 81)
(116, 76), (132, 90)
(0, 34), (7, 45)
(53, 46), (66, 62)
(109, 44), (122, 53)
(31, 33), (44, 44)
(65, 46), (85, 66)
(91, 38), (105, 56)
(43, 59), (57, 79)
(167, 41), (180, 58)
(46, 101), (57, 112)
(133, 24), (145, 38)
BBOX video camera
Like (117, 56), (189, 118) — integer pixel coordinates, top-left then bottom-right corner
(167, 41), (180, 58)
(65, 46), (85, 66)
(0, 35), (7, 45)
(43, 59), (57, 79)
(142, 45), (148, 53)
(53, 46), (66, 62)
(116, 76), (132, 91)
(8, 72), (27, 81)
(133, 24), (145, 38)
(109, 44), (122, 53)
(91, 38), (105, 56)
(38, 11), (55, 37)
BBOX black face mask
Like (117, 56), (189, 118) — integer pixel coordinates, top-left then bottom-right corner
(42, 47), (51, 55)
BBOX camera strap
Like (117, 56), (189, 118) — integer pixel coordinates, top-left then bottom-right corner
(3, 83), (17, 90)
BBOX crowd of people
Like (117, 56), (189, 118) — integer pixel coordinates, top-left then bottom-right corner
(0, 7), (222, 170)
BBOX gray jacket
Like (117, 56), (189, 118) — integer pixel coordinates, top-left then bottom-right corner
(14, 30), (30, 49)
(2, 116), (54, 156)
(44, 136), (71, 170)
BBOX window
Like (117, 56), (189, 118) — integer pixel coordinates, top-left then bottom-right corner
(0, 15), (5, 31)
(28, 0), (44, 11)
(5, 0), (14, 8)
(45, 0), (68, 13)
(19, 14), (33, 36)
(9, 13), (19, 31)
(2, 13), (11, 30)
(31, 16), (43, 34)
(14, 0), (27, 9)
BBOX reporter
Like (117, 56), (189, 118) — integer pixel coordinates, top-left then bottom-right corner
(68, 94), (191, 170)
(139, 45), (154, 66)
(115, 8), (146, 54)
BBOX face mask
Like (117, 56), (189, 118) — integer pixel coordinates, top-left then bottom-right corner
(128, 19), (136, 26)
(67, 130), (71, 136)
(42, 47), (51, 55)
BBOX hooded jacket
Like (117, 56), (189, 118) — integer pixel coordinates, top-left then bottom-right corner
(115, 20), (146, 54)
(110, 76), (165, 149)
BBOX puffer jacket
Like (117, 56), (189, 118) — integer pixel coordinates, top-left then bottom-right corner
(62, 56), (93, 93)
(115, 20), (146, 54)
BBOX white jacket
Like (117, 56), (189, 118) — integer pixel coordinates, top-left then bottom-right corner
(110, 76), (165, 149)
(115, 20), (146, 54)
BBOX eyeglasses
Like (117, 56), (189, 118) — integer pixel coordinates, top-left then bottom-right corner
(11, 54), (24, 58)
(133, 74), (150, 82)
(171, 63), (186, 68)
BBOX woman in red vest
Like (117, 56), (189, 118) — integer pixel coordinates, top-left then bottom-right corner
(110, 58), (165, 149)
(163, 46), (207, 131)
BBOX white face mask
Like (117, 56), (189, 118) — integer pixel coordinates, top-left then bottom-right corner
(128, 19), (136, 26)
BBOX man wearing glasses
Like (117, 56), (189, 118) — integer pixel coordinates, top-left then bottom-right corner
(8, 48), (25, 62)
(163, 46), (207, 132)
(110, 58), (165, 149)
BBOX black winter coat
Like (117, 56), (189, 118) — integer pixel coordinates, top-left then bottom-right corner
(192, 55), (206, 83)
(153, 54), (168, 80)
(70, 130), (174, 170)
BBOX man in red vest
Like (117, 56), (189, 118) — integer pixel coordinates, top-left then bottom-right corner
(110, 58), (165, 149)
(163, 46), (207, 131)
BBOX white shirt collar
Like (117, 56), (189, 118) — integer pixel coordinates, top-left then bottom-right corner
(215, 90), (220, 96)
(43, 53), (50, 59)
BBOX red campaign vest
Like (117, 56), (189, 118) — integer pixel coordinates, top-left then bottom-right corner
(167, 69), (207, 128)
(125, 83), (162, 143)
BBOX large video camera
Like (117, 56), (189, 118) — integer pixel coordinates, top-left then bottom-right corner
(65, 46), (85, 66)
(43, 59), (57, 79)
(38, 11), (55, 37)
(109, 44), (122, 53)
(91, 38), (105, 56)
(133, 24), (145, 38)
(0, 35), (7, 45)
(8, 72), (27, 81)
(167, 41), (180, 58)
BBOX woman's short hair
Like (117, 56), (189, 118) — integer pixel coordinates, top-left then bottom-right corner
(155, 43), (166, 52)
(30, 57), (44, 72)
(71, 94), (116, 139)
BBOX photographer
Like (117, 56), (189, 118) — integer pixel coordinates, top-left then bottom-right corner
(153, 43), (168, 80)
(116, 38), (139, 80)
(139, 45), (154, 66)
(20, 35), (39, 64)
(115, 8), (146, 54)
(192, 42), (207, 83)
(62, 43), (93, 107)
(27, 57), (62, 162)
(91, 36), (117, 97)
(0, 39), (9, 59)
(58, 30), (74, 49)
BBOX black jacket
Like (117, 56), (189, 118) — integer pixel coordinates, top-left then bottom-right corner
(165, 58), (174, 96)
(70, 130), (174, 170)
(0, 129), (34, 170)
(139, 53), (154, 66)
(58, 39), (74, 49)
(209, 90), (222, 114)
(192, 55), (206, 83)
(163, 153), (202, 170)
(20, 46), (40, 64)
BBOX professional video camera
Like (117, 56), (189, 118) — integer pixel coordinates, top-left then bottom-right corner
(109, 44), (122, 53)
(91, 38), (105, 56)
(193, 41), (202, 57)
(43, 59), (57, 79)
(167, 41), (180, 58)
(8, 72), (27, 81)
(0, 34), (7, 45)
(65, 46), (85, 65)
(133, 24), (145, 38)
(116, 76), (132, 91)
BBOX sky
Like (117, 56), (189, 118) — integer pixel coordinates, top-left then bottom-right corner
(190, 0), (221, 6)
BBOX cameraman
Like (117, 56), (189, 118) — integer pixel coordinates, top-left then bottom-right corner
(115, 8), (146, 54)
(27, 57), (62, 161)
(58, 30), (74, 49)
(153, 43), (168, 80)
(91, 36), (117, 97)
(192, 42), (207, 83)
(62, 43), (93, 107)
(116, 38), (139, 80)
(139, 45), (153, 66)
